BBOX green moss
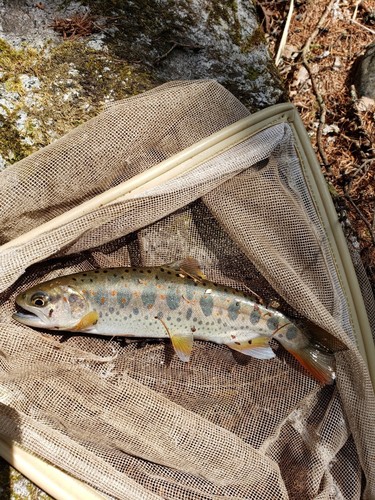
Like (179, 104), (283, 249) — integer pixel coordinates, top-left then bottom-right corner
(43, 40), (153, 106)
(0, 40), (39, 83)
(240, 27), (266, 53)
(246, 67), (261, 81)
(0, 118), (33, 164)
(207, 0), (242, 46)
(0, 457), (52, 500)
(81, 0), (197, 62)
(0, 37), (155, 163)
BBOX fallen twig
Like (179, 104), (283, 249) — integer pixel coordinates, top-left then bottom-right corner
(349, 19), (375, 35)
(344, 192), (375, 246)
(352, 0), (361, 21)
(275, 0), (294, 66)
(154, 41), (202, 65)
(301, 0), (336, 171)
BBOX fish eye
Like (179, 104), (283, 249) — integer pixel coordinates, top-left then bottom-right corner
(30, 292), (49, 307)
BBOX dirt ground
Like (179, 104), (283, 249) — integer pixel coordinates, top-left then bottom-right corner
(260, 0), (375, 290)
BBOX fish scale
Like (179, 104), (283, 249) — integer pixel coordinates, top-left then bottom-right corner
(64, 267), (282, 342)
(13, 261), (339, 384)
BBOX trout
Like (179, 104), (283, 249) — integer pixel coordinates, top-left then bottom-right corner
(13, 259), (337, 384)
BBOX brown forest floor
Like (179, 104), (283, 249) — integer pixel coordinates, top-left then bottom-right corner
(261, 0), (375, 289)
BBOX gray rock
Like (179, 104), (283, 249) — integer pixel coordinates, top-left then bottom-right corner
(0, 0), (284, 170)
(88, 0), (285, 110)
(0, 0), (89, 48)
(354, 42), (375, 99)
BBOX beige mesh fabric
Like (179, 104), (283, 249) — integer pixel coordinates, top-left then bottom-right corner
(0, 80), (374, 499)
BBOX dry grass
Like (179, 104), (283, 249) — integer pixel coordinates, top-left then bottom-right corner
(262, 0), (375, 289)
(51, 13), (103, 39)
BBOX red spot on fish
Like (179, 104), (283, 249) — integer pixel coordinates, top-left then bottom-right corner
(111, 290), (117, 296)
(100, 297), (106, 305)
(63, 297), (68, 303)
(147, 304), (153, 310)
(159, 294), (166, 300)
(121, 298), (127, 304)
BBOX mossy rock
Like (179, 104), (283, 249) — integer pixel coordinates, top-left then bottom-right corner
(0, 38), (154, 166)
(0, 457), (51, 500)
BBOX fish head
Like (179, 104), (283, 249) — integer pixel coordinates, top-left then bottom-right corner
(13, 281), (90, 331)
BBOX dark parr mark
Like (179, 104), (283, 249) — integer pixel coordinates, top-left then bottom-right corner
(166, 290), (180, 310)
(117, 289), (132, 308)
(186, 307), (192, 320)
(199, 294), (214, 317)
(286, 325), (298, 340)
(267, 316), (279, 330)
(141, 286), (157, 308)
(228, 300), (241, 321)
(250, 310), (261, 325)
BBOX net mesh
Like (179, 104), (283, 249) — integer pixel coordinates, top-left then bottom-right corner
(0, 80), (374, 499)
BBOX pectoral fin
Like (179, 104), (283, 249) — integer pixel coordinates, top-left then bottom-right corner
(71, 311), (99, 331)
(226, 336), (275, 360)
(169, 331), (194, 362)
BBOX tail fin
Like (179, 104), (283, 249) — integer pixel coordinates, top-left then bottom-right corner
(287, 344), (336, 384)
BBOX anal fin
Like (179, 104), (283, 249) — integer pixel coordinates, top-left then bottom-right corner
(226, 336), (275, 360)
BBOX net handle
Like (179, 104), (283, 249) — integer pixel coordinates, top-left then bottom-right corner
(0, 437), (105, 500)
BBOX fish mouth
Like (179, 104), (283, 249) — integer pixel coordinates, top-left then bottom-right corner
(12, 304), (47, 328)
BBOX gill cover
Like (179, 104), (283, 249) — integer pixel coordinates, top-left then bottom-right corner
(13, 284), (91, 331)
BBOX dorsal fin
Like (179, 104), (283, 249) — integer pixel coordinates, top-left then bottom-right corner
(168, 257), (207, 281)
